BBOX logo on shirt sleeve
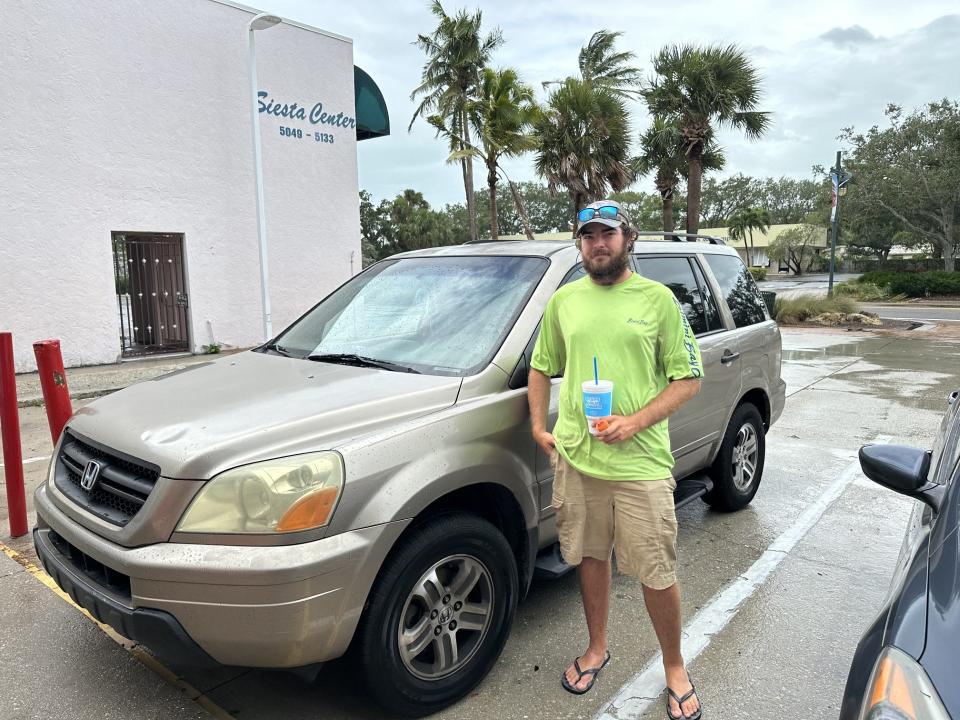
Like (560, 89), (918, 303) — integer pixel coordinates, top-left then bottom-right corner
(673, 298), (702, 379)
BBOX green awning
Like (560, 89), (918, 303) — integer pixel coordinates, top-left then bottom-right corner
(354, 66), (389, 141)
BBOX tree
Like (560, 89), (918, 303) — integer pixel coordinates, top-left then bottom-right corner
(841, 100), (960, 270)
(759, 177), (822, 224)
(576, 30), (643, 99)
(359, 190), (387, 266)
(728, 207), (771, 266)
(410, 1), (503, 244)
(534, 78), (633, 235)
(430, 67), (538, 240)
(511, 182), (577, 232)
(642, 44), (770, 234)
(635, 117), (725, 232)
(768, 224), (823, 275)
(698, 174), (763, 227)
(534, 31), (637, 234)
(373, 190), (459, 258)
(611, 190), (688, 231)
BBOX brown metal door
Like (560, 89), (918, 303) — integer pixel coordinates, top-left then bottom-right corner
(113, 233), (190, 357)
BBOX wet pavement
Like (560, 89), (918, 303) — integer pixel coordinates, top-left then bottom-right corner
(2, 327), (958, 720)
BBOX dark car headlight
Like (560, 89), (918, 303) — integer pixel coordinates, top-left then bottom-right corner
(859, 646), (949, 719)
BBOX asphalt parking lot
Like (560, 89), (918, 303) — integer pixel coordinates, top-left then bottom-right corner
(2, 325), (957, 720)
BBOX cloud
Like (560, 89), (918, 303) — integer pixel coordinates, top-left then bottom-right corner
(819, 25), (878, 48)
(260, 1), (960, 206)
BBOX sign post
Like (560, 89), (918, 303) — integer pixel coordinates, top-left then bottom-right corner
(828, 151), (853, 298)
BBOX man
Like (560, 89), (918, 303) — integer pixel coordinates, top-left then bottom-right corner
(527, 200), (704, 720)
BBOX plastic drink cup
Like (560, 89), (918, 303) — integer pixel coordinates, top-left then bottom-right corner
(582, 380), (613, 435)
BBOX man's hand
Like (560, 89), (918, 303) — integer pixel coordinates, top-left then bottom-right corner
(595, 414), (644, 444)
(534, 429), (557, 456)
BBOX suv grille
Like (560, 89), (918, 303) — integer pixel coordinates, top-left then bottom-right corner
(54, 430), (161, 526)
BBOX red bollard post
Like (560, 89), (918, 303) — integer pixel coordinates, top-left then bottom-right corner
(0, 333), (29, 538)
(33, 340), (74, 445)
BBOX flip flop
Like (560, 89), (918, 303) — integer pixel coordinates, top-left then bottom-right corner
(666, 681), (702, 720)
(560, 651), (611, 695)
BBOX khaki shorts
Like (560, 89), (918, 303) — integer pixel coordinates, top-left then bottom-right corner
(551, 452), (678, 590)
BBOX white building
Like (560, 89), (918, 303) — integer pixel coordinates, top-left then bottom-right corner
(1, 0), (389, 372)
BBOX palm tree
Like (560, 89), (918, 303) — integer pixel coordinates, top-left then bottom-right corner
(642, 44), (770, 234)
(635, 117), (725, 232)
(430, 68), (539, 240)
(728, 207), (772, 266)
(410, 1), (503, 243)
(577, 30), (643, 99)
(534, 78), (633, 236)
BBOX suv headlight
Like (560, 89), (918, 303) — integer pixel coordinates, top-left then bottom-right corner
(176, 452), (344, 534)
(859, 646), (950, 719)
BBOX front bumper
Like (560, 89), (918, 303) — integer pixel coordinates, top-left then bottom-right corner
(34, 482), (408, 667)
(34, 526), (216, 667)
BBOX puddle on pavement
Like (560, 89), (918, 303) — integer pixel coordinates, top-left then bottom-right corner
(782, 332), (960, 411)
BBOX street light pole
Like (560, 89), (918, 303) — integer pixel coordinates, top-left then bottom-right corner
(247, 13), (282, 341)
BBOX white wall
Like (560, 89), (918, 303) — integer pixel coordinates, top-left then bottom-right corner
(0, 0), (360, 372)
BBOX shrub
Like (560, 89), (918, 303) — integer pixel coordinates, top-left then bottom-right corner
(749, 266), (767, 282)
(888, 271), (960, 297)
(857, 271), (897, 287)
(834, 281), (896, 301)
(857, 270), (960, 297)
(774, 296), (856, 325)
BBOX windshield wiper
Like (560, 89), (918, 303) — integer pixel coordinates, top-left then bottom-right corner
(262, 342), (294, 357)
(306, 353), (420, 374)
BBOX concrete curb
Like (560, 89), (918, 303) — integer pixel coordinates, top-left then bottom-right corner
(17, 387), (123, 409)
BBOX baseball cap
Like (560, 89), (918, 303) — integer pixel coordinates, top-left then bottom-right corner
(576, 200), (631, 235)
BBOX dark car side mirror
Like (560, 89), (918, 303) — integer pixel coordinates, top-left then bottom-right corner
(859, 444), (945, 513)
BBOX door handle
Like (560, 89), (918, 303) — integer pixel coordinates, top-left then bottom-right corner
(720, 351), (741, 365)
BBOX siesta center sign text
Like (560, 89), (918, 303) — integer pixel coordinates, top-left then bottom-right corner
(258, 91), (356, 129)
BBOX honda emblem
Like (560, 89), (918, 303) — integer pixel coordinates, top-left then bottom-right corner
(80, 461), (101, 492)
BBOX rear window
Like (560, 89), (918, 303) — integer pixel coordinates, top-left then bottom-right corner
(704, 254), (768, 328)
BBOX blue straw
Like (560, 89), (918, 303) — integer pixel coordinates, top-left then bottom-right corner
(593, 356), (599, 385)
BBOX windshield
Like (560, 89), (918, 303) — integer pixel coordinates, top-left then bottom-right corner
(270, 255), (549, 375)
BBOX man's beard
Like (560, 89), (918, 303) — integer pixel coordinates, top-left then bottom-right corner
(583, 246), (630, 284)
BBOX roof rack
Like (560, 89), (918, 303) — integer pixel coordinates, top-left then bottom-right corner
(634, 231), (726, 245)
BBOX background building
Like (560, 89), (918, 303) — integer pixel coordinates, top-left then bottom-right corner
(1, 0), (388, 372)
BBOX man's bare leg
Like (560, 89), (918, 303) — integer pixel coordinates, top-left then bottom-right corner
(564, 556), (612, 691)
(642, 583), (700, 718)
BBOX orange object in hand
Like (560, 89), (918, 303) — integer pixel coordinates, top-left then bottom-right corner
(596, 420), (609, 432)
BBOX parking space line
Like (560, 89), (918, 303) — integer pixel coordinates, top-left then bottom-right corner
(0, 541), (236, 720)
(594, 436), (891, 720)
(0, 455), (50, 468)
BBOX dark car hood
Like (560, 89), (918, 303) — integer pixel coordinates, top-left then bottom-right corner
(66, 351), (462, 479)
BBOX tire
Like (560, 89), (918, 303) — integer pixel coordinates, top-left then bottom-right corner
(356, 513), (519, 718)
(704, 403), (766, 512)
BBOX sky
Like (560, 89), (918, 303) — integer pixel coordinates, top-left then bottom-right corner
(251, 0), (960, 208)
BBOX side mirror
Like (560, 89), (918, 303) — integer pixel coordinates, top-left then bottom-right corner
(859, 444), (944, 512)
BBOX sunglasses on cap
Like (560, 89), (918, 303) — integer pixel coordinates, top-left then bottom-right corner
(577, 205), (621, 223)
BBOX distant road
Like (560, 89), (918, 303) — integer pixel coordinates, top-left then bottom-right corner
(860, 304), (960, 322)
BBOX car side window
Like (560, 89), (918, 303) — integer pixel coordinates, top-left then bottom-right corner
(690, 258), (725, 332)
(704, 254), (768, 328)
(559, 263), (587, 287)
(635, 256), (723, 336)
